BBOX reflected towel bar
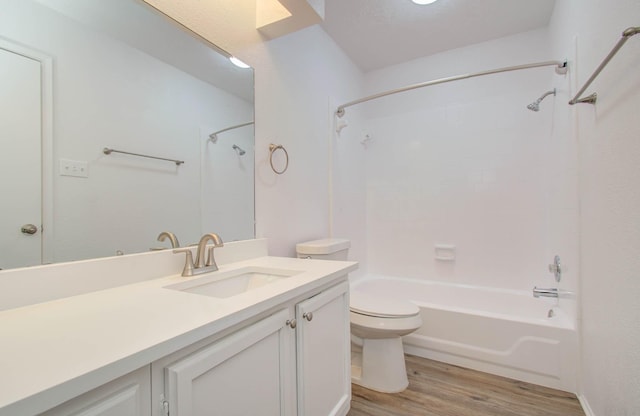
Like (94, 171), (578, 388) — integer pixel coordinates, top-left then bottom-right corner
(103, 147), (184, 166)
(569, 26), (640, 105)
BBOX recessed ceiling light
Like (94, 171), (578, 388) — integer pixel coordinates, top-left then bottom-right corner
(412, 0), (438, 4)
(229, 56), (250, 69)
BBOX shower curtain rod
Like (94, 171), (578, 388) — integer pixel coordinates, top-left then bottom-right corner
(209, 121), (254, 142)
(335, 60), (567, 117)
(569, 26), (639, 105)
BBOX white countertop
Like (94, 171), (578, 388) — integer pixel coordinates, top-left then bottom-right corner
(0, 256), (357, 415)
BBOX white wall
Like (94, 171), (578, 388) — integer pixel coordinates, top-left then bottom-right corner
(0, 1), (253, 262)
(336, 29), (579, 294)
(549, 1), (640, 414)
(250, 25), (365, 257)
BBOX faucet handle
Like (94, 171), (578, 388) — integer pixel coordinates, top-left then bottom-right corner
(548, 255), (565, 282)
(173, 248), (195, 276)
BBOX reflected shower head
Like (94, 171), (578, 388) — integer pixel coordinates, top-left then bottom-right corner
(232, 144), (246, 156)
(527, 88), (556, 112)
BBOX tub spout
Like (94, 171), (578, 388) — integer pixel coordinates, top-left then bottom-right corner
(533, 287), (558, 298)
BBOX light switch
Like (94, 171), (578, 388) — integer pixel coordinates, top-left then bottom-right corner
(59, 159), (89, 178)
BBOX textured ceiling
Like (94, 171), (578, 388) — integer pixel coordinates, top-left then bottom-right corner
(321, 0), (557, 72)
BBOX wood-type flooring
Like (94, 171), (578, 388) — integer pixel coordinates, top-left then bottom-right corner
(348, 355), (585, 416)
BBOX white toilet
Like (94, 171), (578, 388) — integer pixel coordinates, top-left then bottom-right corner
(296, 239), (422, 393)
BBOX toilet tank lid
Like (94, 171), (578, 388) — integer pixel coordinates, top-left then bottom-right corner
(350, 292), (420, 318)
(296, 238), (350, 255)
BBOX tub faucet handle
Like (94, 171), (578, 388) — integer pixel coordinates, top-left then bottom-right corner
(548, 255), (565, 282)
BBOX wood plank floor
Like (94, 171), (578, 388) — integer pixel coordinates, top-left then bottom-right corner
(348, 355), (585, 416)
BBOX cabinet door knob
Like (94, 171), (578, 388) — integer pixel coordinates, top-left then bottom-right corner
(286, 319), (297, 329)
(21, 224), (38, 235)
(303, 312), (313, 322)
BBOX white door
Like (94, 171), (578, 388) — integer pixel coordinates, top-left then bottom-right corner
(296, 282), (351, 416)
(0, 47), (42, 269)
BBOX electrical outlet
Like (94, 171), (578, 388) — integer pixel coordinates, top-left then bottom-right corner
(59, 159), (89, 178)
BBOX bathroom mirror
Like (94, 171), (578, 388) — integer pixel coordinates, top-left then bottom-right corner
(0, 0), (254, 270)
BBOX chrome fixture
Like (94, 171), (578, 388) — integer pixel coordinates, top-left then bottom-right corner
(157, 231), (180, 248)
(570, 26), (640, 105)
(336, 60), (567, 118)
(103, 147), (184, 166)
(209, 121), (254, 143)
(533, 287), (558, 298)
(269, 143), (289, 174)
(173, 233), (224, 277)
(21, 224), (38, 235)
(548, 255), (563, 282)
(527, 89), (556, 112)
(195, 233), (224, 269)
(232, 144), (246, 155)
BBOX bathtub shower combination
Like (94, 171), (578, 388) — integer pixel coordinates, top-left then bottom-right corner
(351, 276), (578, 392)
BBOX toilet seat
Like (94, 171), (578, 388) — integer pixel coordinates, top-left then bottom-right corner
(350, 292), (419, 318)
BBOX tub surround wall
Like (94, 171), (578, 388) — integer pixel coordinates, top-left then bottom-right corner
(354, 28), (572, 294)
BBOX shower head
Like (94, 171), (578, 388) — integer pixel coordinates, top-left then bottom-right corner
(232, 144), (246, 156)
(527, 88), (556, 112)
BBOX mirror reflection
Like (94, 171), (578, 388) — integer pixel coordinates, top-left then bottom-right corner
(0, 0), (255, 270)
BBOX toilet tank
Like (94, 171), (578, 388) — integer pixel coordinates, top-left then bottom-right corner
(296, 238), (350, 261)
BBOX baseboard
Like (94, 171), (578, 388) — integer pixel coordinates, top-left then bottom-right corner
(578, 394), (595, 416)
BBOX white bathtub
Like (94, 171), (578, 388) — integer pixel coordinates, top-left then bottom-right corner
(351, 276), (578, 392)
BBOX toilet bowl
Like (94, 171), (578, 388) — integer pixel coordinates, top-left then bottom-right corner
(296, 239), (422, 393)
(350, 292), (422, 393)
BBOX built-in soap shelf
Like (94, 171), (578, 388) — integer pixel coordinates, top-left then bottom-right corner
(434, 244), (456, 261)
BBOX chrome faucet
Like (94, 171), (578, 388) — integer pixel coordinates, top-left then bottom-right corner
(173, 233), (224, 277)
(157, 231), (180, 248)
(533, 287), (559, 298)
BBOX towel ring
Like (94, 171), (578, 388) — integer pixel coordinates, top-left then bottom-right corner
(269, 143), (289, 174)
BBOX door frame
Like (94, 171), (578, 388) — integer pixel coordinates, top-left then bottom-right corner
(0, 37), (53, 265)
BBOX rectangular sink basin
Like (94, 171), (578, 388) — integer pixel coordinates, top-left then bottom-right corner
(164, 267), (302, 298)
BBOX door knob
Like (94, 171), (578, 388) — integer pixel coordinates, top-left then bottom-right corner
(303, 312), (313, 322)
(21, 224), (38, 235)
(286, 319), (297, 329)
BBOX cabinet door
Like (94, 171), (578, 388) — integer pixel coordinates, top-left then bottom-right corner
(41, 366), (151, 416)
(164, 309), (295, 416)
(296, 281), (350, 416)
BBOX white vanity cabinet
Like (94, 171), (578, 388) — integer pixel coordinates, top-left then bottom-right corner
(156, 308), (296, 416)
(152, 280), (350, 416)
(295, 281), (350, 416)
(40, 366), (151, 416)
